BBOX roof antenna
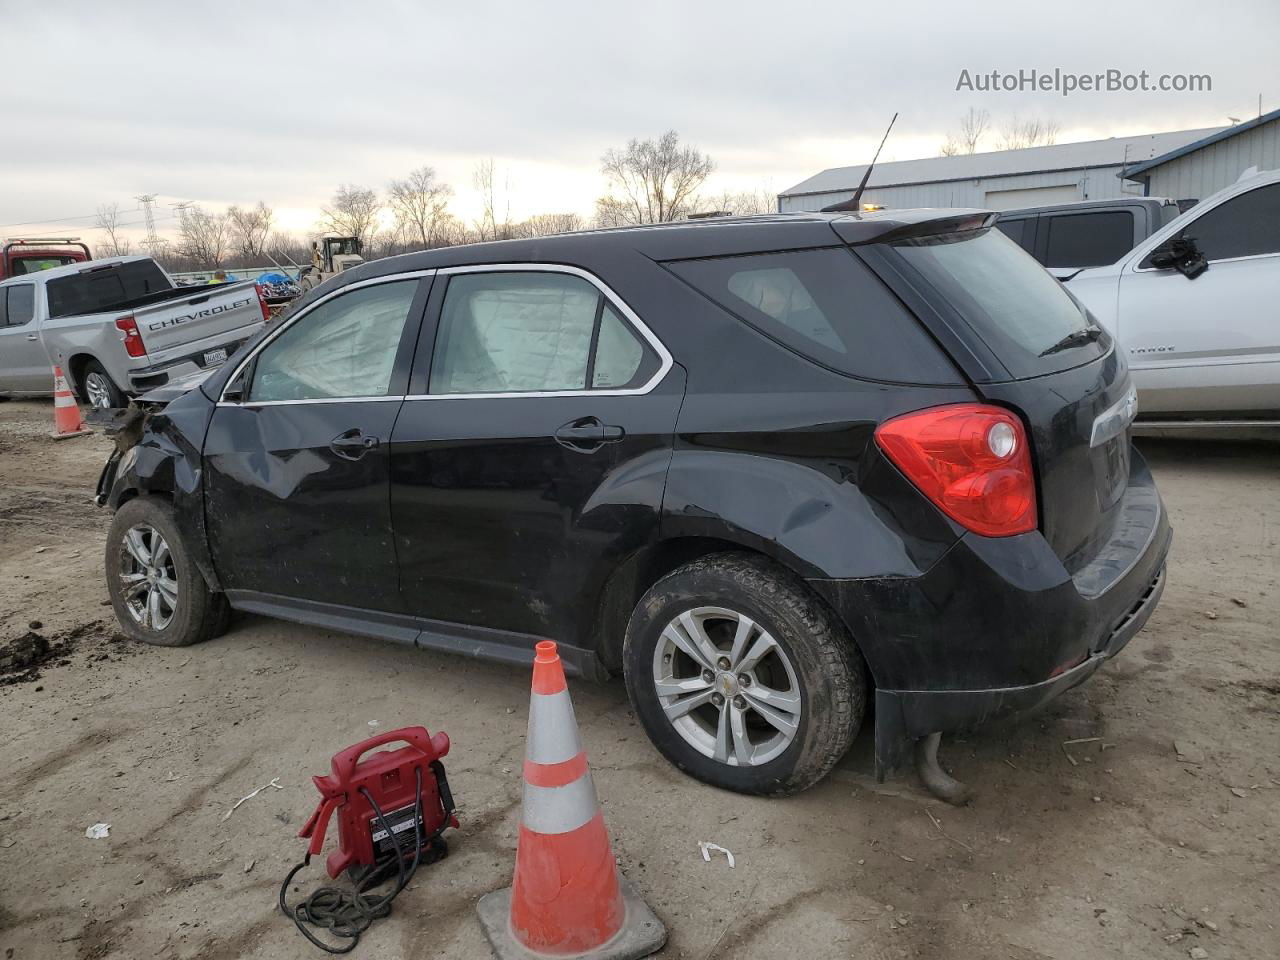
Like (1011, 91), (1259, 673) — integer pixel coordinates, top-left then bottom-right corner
(822, 112), (898, 213)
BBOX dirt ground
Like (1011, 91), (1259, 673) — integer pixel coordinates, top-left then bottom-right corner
(0, 397), (1276, 960)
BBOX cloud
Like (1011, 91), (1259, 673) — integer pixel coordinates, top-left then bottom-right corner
(1, 0), (1274, 239)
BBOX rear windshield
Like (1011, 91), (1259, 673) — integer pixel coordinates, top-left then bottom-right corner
(890, 228), (1104, 379)
(46, 260), (171, 319)
(664, 247), (959, 384)
(11, 255), (82, 275)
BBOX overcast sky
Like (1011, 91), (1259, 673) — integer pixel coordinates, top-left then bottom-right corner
(2, 0), (1276, 245)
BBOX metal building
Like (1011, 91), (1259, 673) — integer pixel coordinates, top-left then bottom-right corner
(778, 126), (1220, 213)
(1119, 108), (1280, 202)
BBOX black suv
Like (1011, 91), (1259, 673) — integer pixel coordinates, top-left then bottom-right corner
(98, 211), (1170, 795)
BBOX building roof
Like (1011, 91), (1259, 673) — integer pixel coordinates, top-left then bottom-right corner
(1119, 108), (1280, 179)
(779, 126), (1223, 198)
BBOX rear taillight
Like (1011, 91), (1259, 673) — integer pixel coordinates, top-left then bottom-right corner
(254, 282), (270, 323)
(875, 403), (1036, 537)
(114, 316), (146, 358)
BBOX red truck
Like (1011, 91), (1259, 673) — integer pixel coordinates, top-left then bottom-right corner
(0, 238), (92, 280)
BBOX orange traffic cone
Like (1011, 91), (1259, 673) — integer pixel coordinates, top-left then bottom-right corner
(50, 366), (91, 440)
(477, 641), (666, 960)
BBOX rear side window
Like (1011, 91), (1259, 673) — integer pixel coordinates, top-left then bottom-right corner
(46, 260), (170, 319)
(4, 285), (35, 326)
(429, 272), (659, 395)
(665, 247), (957, 384)
(1180, 183), (1280, 261)
(994, 216), (1035, 253)
(891, 228), (1100, 379)
(1043, 211), (1134, 268)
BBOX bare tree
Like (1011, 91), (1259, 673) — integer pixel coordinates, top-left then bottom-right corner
(592, 196), (633, 228)
(517, 212), (585, 238)
(958, 107), (991, 154)
(94, 203), (132, 256)
(388, 166), (454, 248)
(694, 187), (776, 217)
(997, 117), (1060, 150)
(320, 184), (382, 247)
(264, 231), (311, 268)
(175, 205), (228, 269)
(599, 131), (715, 225)
(226, 202), (274, 259)
(472, 159), (516, 241)
(938, 108), (993, 156)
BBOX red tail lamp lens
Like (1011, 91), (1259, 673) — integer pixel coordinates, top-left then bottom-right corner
(875, 404), (1037, 537)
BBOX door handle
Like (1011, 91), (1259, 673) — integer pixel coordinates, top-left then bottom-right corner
(554, 417), (625, 452)
(26, 334), (39, 341)
(329, 429), (379, 461)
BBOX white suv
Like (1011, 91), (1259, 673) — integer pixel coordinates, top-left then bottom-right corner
(1067, 169), (1280, 424)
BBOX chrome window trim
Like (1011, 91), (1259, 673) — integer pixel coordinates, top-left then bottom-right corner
(404, 262), (673, 401)
(216, 270), (436, 404)
(217, 263), (675, 406)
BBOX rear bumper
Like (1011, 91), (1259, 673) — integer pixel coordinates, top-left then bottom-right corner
(128, 334), (254, 392)
(873, 562), (1165, 742)
(809, 447), (1172, 776)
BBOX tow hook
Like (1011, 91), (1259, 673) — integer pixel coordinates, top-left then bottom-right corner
(915, 732), (972, 806)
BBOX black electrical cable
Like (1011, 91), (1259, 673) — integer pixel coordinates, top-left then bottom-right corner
(279, 765), (452, 954)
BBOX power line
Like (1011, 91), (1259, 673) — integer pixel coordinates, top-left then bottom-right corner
(0, 207), (143, 229)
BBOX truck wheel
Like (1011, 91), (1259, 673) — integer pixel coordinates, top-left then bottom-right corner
(105, 496), (230, 647)
(623, 553), (866, 795)
(81, 360), (126, 409)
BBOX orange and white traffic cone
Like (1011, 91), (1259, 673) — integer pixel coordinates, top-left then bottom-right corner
(50, 366), (91, 440)
(477, 641), (666, 960)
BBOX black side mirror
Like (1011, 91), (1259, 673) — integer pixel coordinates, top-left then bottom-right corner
(1149, 235), (1208, 279)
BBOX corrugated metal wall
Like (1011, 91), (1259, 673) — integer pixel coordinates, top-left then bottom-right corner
(1144, 120), (1280, 201)
(778, 164), (1140, 212)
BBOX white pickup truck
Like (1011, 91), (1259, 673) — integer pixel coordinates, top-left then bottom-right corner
(1067, 169), (1280, 424)
(0, 256), (269, 408)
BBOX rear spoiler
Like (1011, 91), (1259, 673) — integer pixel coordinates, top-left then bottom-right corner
(832, 211), (997, 246)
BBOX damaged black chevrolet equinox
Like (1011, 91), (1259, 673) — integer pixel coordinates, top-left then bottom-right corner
(98, 211), (1170, 795)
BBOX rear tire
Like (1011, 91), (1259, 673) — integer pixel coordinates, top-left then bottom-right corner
(81, 360), (126, 409)
(105, 496), (230, 647)
(623, 553), (866, 795)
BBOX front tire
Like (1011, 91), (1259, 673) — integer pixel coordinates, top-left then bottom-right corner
(623, 553), (866, 795)
(105, 496), (229, 647)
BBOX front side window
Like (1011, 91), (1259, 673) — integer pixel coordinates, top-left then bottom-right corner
(5, 285), (35, 326)
(1179, 183), (1280, 261)
(429, 272), (657, 394)
(1043, 211), (1135, 268)
(248, 280), (419, 402)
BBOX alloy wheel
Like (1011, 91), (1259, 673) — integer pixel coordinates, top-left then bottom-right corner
(651, 606), (803, 766)
(118, 524), (178, 630)
(85, 372), (113, 409)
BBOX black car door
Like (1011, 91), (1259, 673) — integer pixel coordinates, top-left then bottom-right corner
(203, 273), (432, 614)
(389, 265), (684, 652)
